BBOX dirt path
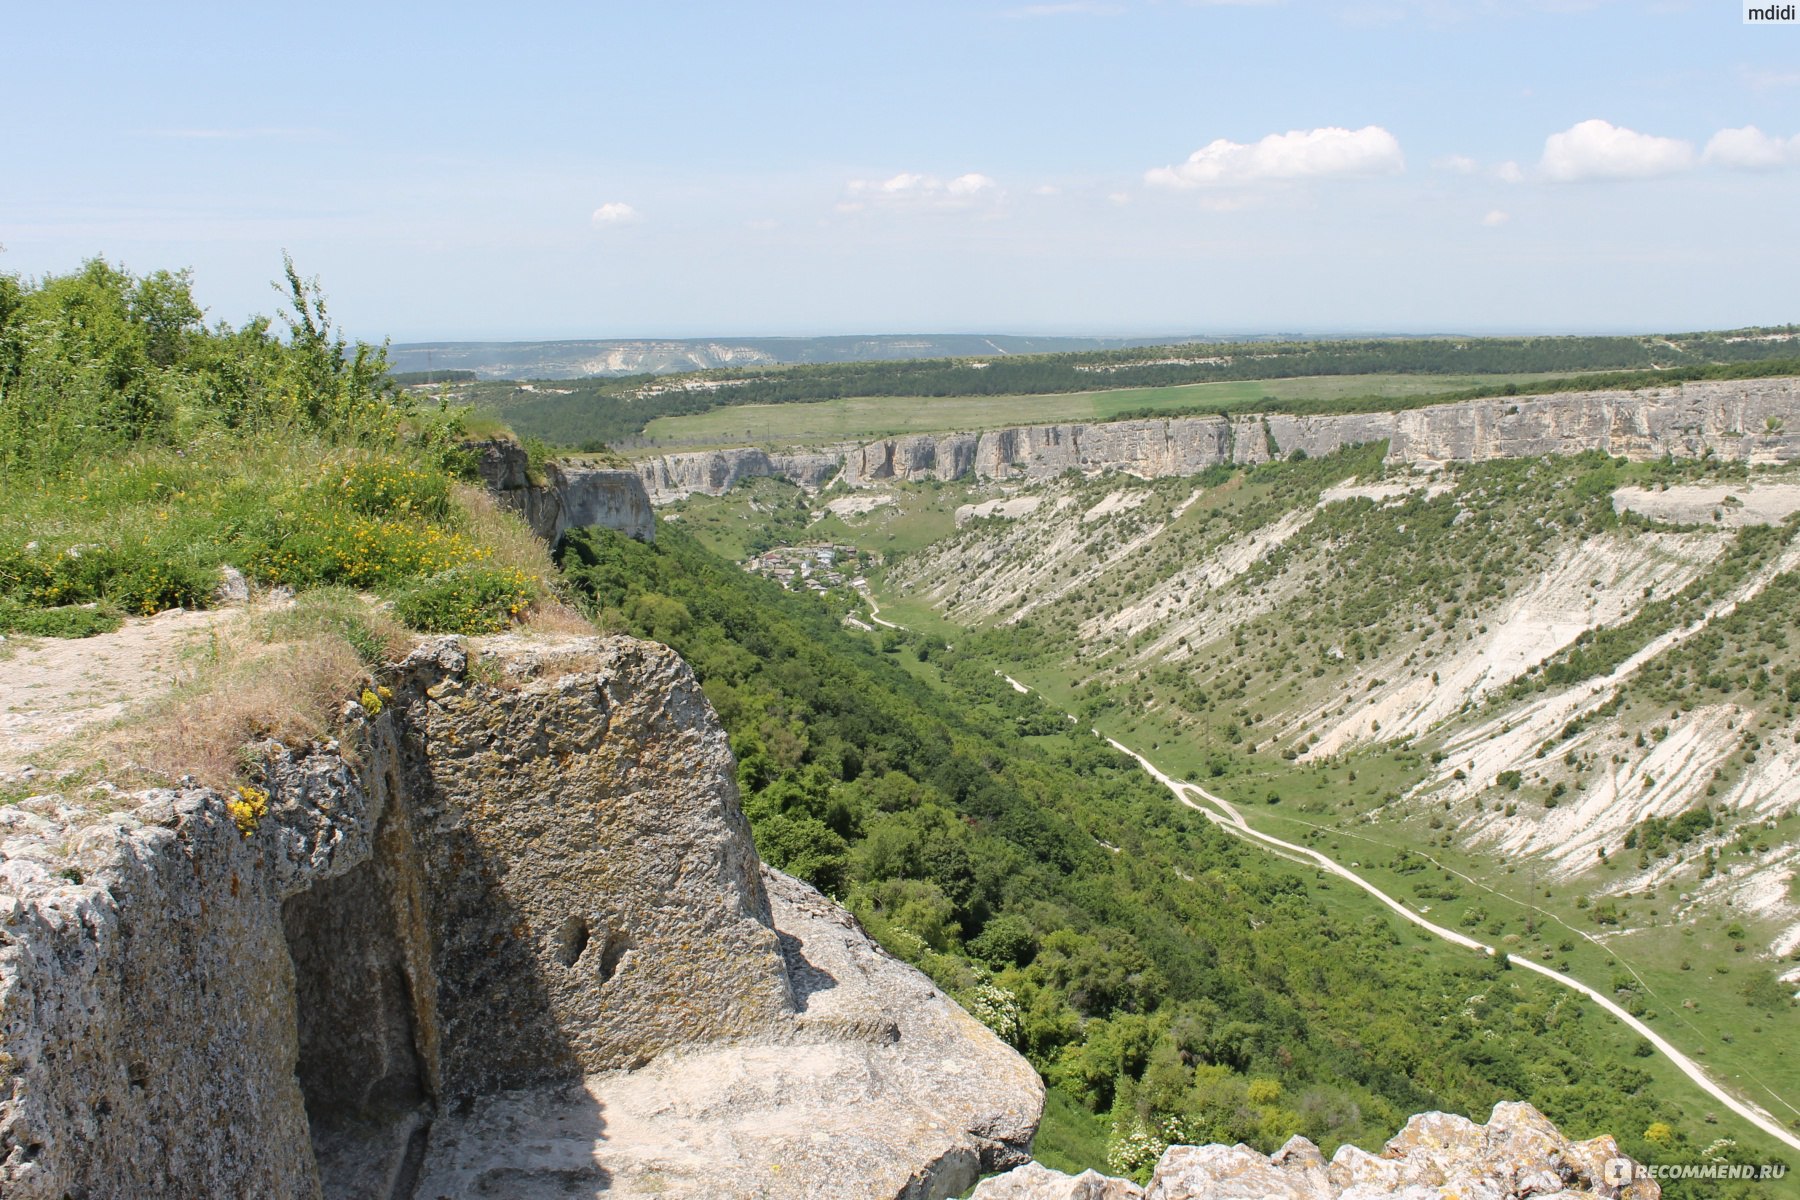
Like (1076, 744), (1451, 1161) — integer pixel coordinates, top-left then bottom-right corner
(837, 588), (1800, 1149)
(1145, 748), (1800, 1153)
(982, 629), (1800, 1154)
(0, 608), (240, 781)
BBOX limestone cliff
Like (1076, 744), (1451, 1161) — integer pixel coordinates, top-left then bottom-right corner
(472, 438), (656, 545)
(628, 377), (1800, 500)
(0, 634), (1040, 1199)
(637, 446), (846, 504)
(974, 1103), (1660, 1199)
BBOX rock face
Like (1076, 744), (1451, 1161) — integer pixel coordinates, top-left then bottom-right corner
(1387, 377), (1800, 465)
(628, 378), (1800, 501)
(413, 868), (1043, 1199)
(637, 447), (846, 504)
(840, 433), (981, 487)
(471, 438), (656, 544)
(0, 634), (1041, 1200)
(973, 1102), (1660, 1200)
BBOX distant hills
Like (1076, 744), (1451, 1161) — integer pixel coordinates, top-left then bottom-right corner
(385, 334), (1212, 379)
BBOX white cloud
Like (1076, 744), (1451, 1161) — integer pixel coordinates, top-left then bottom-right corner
(1436, 154), (1478, 174)
(1108, 191), (1132, 205)
(840, 172), (1002, 212)
(1495, 160), (1525, 183)
(947, 173), (998, 196)
(591, 202), (640, 225)
(1145, 125), (1404, 188)
(1539, 119), (1695, 182)
(1481, 209), (1510, 226)
(1704, 125), (1797, 170)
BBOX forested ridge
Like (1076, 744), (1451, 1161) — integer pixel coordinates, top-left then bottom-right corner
(451, 329), (1800, 450)
(559, 524), (1767, 1190)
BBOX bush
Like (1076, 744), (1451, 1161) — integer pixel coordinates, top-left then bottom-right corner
(0, 598), (122, 637)
(392, 565), (537, 634)
(969, 913), (1038, 969)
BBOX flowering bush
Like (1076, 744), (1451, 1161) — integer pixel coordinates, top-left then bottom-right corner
(392, 565), (537, 634)
(961, 978), (1022, 1044)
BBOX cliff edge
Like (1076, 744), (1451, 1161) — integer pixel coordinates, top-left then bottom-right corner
(974, 1103), (1661, 1199)
(631, 377), (1800, 503)
(0, 633), (1040, 1199)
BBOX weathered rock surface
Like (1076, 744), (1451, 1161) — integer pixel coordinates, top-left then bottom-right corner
(412, 867), (1042, 1199)
(471, 437), (656, 544)
(974, 1103), (1659, 1200)
(0, 634), (1040, 1200)
(0, 725), (387, 1200)
(637, 446), (846, 503)
(629, 378), (1800, 501)
(1388, 378), (1800, 466)
(840, 433), (981, 487)
(971, 1161), (1145, 1198)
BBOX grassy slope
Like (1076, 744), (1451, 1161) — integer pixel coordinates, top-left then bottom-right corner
(839, 454), (1800, 1169)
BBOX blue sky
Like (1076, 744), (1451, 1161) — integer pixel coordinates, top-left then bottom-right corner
(6, 1), (1797, 340)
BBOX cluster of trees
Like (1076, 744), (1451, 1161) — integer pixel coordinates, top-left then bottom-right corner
(558, 523), (1753, 1188)
(0, 257), (419, 474)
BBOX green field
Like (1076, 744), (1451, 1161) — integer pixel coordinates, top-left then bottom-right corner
(632, 372), (1572, 454)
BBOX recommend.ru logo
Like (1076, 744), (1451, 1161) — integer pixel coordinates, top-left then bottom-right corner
(1607, 1157), (1789, 1183)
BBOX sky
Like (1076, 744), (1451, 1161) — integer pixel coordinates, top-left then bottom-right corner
(5, 1), (1798, 341)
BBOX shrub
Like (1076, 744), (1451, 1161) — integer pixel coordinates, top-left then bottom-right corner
(392, 565), (537, 634)
(0, 598), (121, 637)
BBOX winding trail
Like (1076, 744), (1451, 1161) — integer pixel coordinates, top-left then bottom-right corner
(863, 593), (901, 630)
(864, 592), (1800, 1151)
(1106, 728), (1800, 1156)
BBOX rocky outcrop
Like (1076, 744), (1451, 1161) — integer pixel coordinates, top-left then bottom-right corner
(546, 463), (657, 545)
(973, 1102), (1659, 1200)
(973, 1162), (1145, 1199)
(470, 438), (656, 545)
(627, 378), (1800, 502)
(841, 434), (981, 486)
(637, 447), (845, 504)
(1387, 377), (1800, 465)
(0, 634), (1040, 1200)
(0, 731), (386, 1200)
(413, 867), (1042, 1199)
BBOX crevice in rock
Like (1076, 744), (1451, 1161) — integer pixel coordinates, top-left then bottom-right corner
(597, 926), (634, 983)
(554, 914), (590, 968)
(390, 1117), (431, 1200)
(283, 786), (439, 1199)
